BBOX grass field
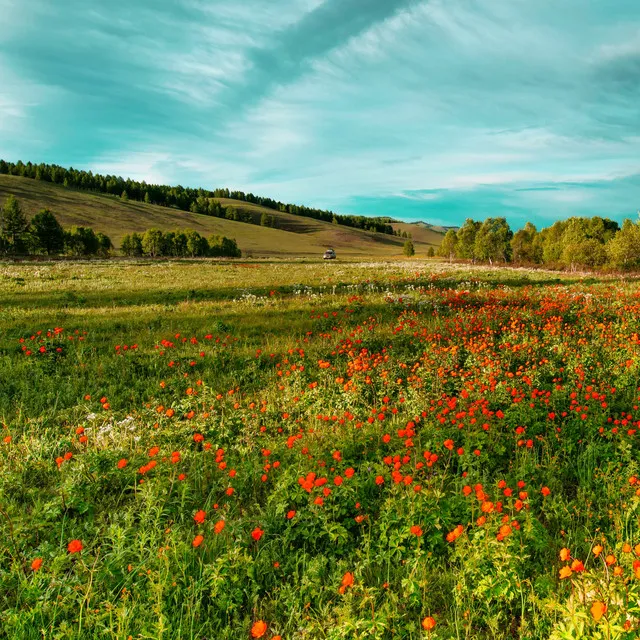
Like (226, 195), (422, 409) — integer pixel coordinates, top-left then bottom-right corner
(2, 259), (640, 639)
(0, 175), (444, 257)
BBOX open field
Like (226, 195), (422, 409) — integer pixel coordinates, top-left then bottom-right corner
(0, 175), (444, 257)
(3, 259), (640, 639)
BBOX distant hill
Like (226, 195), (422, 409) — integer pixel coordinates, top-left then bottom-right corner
(410, 221), (460, 233)
(0, 175), (445, 258)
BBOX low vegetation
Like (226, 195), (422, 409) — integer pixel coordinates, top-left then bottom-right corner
(2, 260), (640, 638)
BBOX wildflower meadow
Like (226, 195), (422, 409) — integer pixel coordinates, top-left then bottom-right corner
(2, 259), (640, 639)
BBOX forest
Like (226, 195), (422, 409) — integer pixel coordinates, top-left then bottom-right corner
(438, 216), (640, 270)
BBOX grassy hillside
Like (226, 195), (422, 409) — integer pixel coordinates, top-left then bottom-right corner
(0, 175), (444, 258)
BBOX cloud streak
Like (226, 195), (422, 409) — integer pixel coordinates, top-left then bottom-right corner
(1, 0), (639, 228)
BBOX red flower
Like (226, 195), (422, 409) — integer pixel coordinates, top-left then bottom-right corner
(194, 510), (206, 525)
(31, 557), (43, 571)
(251, 527), (264, 542)
(250, 620), (267, 638)
(117, 458), (128, 469)
(67, 539), (83, 554)
(410, 525), (423, 537)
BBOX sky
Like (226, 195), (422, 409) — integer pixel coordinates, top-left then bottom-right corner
(0, 0), (639, 229)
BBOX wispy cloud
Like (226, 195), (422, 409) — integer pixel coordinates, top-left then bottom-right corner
(1, 0), (639, 227)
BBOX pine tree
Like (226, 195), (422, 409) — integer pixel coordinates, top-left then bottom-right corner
(30, 209), (65, 254)
(0, 195), (29, 253)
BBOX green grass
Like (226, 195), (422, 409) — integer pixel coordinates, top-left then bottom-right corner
(2, 260), (640, 639)
(0, 175), (444, 257)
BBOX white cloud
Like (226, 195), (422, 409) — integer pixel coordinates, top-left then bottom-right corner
(91, 151), (176, 185)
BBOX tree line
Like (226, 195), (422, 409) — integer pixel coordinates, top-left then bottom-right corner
(438, 216), (640, 270)
(0, 159), (395, 235)
(121, 229), (241, 258)
(0, 194), (240, 258)
(0, 195), (112, 256)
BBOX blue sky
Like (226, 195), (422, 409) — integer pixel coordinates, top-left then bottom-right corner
(1, 0), (639, 228)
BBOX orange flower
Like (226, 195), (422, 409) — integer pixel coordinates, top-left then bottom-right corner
(497, 524), (512, 540)
(559, 566), (573, 579)
(193, 510), (206, 525)
(117, 458), (128, 469)
(446, 524), (464, 543)
(214, 520), (225, 534)
(67, 539), (83, 554)
(590, 601), (607, 622)
(338, 571), (354, 594)
(422, 616), (436, 630)
(559, 548), (571, 562)
(287, 510), (296, 520)
(250, 620), (267, 638)
(605, 554), (616, 566)
(31, 557), (43, 571)
(192, 535), (204, 548)
(481, 501), (494, 514)
(592, 544), (603, 557)
(410, 525), (423, 537)
(541, 486), (550, 497)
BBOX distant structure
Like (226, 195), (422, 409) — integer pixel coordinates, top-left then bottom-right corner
(323, 248), (336, 260)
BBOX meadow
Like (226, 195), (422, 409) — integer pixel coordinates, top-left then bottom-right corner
(2, 258), (640, 639)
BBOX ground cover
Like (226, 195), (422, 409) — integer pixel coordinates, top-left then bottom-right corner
(1, 260), (639, 639)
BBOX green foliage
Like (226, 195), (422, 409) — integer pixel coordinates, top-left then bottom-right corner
(438, 229), (458, 261)
(142, 228), (164, 257)
(124, 227), (241, 258)
(511, 222), (540, 263)
(456, 218), (481, 260)
(402, 240), (415, 257)
(30, 209), (65, 254)
(260, 212), (276, 228)
(121, 232), (143, 257)
(0, 194), (29, 253)
(208, 234), (241, 257)
(607, 219), (640, 269)
(473, 217), (512, 264)
(64, 226), (102, 256)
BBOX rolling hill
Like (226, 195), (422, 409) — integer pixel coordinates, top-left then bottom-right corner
(0, 175), (445, 258)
